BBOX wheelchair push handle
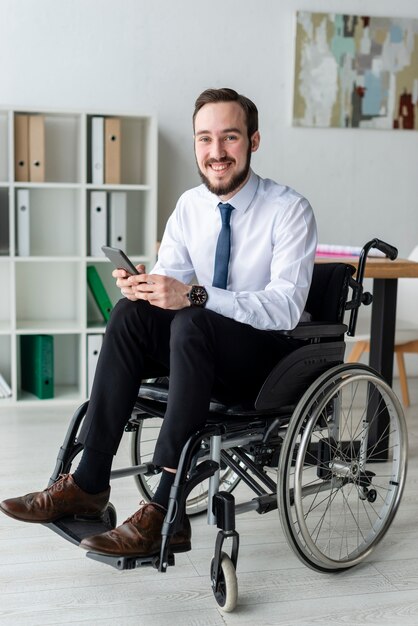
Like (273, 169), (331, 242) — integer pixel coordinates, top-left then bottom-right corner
(347, 238), (398, 337)
(368, 238), (398, 260)
(356, 238), (398, 286)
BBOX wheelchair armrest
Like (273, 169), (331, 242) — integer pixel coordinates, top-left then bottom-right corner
(279, 322), (348, 340)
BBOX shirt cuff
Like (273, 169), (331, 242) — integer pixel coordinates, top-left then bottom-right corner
(205, 286), (235, 318)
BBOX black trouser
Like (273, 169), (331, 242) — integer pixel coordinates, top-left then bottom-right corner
(79, 298), (300, 468)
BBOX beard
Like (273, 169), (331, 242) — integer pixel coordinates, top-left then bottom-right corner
(197, 144), (252, 196)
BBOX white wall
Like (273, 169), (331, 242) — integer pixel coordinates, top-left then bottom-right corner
(1, 0), (417, 253)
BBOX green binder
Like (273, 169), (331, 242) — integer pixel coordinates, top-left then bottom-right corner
(87, 266), (113, 322)
(20, 335), (54, 399)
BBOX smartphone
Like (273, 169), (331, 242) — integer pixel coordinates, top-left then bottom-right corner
(101, 246), (140, 275)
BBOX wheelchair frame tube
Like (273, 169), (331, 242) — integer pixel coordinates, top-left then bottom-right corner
(110, 463), (159, 480)
(207, 434), (222, 525)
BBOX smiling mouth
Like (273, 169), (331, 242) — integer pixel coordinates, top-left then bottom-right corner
(207, 160), (233, 173)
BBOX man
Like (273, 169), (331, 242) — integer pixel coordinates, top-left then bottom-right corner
(0, 88), (317, 558)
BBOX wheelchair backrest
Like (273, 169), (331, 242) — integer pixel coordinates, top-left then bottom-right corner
(255, 262), (356, 410)
(306, 263), (355, 323)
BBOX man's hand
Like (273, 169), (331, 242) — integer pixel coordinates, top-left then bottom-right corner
(113, 265), (146, 301)
(113, 266), (191, 309)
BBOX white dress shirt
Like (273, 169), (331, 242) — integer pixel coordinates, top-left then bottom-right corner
(151, 170), (317, 331)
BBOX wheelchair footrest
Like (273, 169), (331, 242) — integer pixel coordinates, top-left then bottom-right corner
(86, 550), (175, 571)
(44, 507), (116, 546)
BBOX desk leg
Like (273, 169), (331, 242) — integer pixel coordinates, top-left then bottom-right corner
(369, 279), (397, 384)
(367, 278), (398, 460)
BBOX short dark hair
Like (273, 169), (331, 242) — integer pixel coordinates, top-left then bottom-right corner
(193, 88), (258, 140)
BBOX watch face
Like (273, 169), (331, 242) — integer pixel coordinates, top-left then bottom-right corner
(190, 286), (207, 306)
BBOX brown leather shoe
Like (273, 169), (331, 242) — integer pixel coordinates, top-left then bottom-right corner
(80, 501), (191, 556)
(0, 474), (110, 523)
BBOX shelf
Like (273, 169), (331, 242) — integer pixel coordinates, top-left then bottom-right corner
(87, 261), (122, 327)
(86, 183), (151, 191)
(16, 386), (82, 404)
(86, 188), (155, 259)
(86, 255), (149, 264)
(16, 321), (82, 333)
(14, 111), (82, 184)
(15, 261), (83, 329)
(1, 105), (157, 405)
(14, 187), (83, 257)
(13, 182), (82, 189)
(16, 333), (81, 402)
(86, 114), (155, 186)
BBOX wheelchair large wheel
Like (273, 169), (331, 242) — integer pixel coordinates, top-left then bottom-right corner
(278, 363), (407, 572)
(131, 416), (241, 515)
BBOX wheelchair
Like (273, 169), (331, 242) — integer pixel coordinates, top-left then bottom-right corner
(46, 238), (408, 612)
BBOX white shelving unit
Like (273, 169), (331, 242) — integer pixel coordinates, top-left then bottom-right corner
(0, 107), (158, 406)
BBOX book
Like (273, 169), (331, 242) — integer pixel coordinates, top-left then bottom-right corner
(104, 117), (121, 184)
(87, 266), (113, 322)
(89, 191), (107, 256)
(91, 116), (104, 184)
(16, 188), (30, 256)
(316, 244), (385, 258)
(14, 114), (29, 182)
(109, 191), (127, 248)
(87, 333), (103, 396)
(28, 115), (45, 182)
(20, 334), (54, 399)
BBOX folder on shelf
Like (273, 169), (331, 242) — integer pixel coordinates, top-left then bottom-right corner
(104, 117), (121, 184)
(0, 194), (9, 255)
(91, 116), (104, 184)
(87, 333), (103, 397)
(20, 334), (54, 399)
(16, 188), (30, 256)
(87, 266), (113, 322)
(28, 115), (45, 183)
(89, 191), (107, 256)
(14, 114), (29, 182)
(0, 373), (12, 399)
(109, 191), (127, 248)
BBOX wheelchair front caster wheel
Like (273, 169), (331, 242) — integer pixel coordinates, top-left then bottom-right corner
(210, 552), (238, 612)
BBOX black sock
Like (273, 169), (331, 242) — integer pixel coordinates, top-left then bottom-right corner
(151, 470), (176, 510)
(72, 446), (112, 495)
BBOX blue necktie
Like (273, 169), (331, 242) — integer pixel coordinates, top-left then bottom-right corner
(212, 202), (234, 289)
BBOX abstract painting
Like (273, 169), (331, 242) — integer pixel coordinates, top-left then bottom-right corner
(293, 12), (418, 130)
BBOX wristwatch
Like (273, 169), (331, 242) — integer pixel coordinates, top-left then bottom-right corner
(187, 285), (208, 307)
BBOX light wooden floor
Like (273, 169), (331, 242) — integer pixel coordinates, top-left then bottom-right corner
(1, 380), (418, 626)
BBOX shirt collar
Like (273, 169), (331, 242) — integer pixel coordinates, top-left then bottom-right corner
(207, 169), (259, 213)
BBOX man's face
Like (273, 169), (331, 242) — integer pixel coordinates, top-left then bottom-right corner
(194, 101), (260, 200)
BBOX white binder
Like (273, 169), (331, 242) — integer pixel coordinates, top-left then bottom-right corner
(90, 191), (107, 256)
(91, 116), (104, 184)
(17, 188), (30, 256)
(109, 191), (127, 248)
(87, 334), (103, 397)
(0, 373), (12, 398)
